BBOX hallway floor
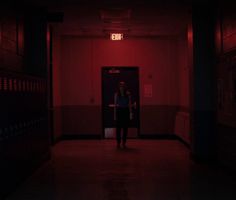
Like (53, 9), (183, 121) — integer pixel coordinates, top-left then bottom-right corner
(6, 140), (236, 200)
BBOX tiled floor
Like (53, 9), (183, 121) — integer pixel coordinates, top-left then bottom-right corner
(6, 140), (236, 200)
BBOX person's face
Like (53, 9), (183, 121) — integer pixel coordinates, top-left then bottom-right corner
(119, 83), (125, 92)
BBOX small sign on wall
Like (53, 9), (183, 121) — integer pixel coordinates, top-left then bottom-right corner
(144, 84), (153, 97)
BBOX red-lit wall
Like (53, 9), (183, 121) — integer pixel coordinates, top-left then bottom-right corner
(60, 37), (180, 105)
(177, 36), (189, 109)
(53, 36), (186, 136)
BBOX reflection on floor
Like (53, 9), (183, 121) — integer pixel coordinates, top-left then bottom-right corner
(6, 140), (236, 200)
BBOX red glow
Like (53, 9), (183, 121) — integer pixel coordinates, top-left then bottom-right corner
(110, 33), (123, 40)
(55, 38), (186, 135)
(187, 24), (193, 46)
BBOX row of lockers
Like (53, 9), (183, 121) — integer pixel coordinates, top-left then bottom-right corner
(0, 71), (48, 142)
(0, 76), (46, 93)
(0, 117), (47, 141)
(0, 72), (48, 113)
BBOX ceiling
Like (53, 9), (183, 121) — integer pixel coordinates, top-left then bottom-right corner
(24, 0), (191, 37)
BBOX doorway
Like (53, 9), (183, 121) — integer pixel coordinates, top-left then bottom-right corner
(102, 67), (140, 138)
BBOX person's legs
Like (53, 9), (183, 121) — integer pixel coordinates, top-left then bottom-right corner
(122, 127), (128, 148)
(122, 108), (130, 148)
(116, 108), (129, 148)
(116, 126), (121, 148)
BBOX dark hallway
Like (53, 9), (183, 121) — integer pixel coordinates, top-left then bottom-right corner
(1, 0), (236, 199)
(5, 140), (236, 200)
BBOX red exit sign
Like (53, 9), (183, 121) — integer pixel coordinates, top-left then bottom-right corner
(110, 33), (123, 40)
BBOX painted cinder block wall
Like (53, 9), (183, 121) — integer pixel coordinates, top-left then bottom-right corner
(53, 36), (185, 136)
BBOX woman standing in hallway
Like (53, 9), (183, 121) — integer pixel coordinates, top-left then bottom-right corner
(114, 81), (133, 148)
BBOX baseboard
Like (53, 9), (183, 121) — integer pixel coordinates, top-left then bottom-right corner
(175, 136), (191, 148)
(60, 134), (189, 142)
(138, 134), (178, 140)
(61, 134), (102, 140)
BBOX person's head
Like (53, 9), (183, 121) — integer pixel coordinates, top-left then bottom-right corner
(117, 81), (127, 95)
